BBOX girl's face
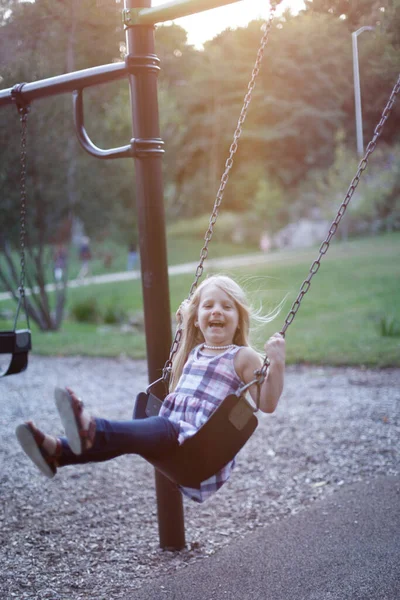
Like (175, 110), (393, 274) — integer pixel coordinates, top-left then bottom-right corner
(196, 283), (240, 346)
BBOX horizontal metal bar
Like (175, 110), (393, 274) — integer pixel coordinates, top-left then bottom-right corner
(0, 0), (244, 107)
(128, 0), (243, 26)
(0, 62), (128, 108)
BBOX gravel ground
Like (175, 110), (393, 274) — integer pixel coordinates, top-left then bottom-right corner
(1, 356), (399, 600)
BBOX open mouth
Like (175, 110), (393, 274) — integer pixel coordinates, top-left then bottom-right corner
(209, 321), (224, 328)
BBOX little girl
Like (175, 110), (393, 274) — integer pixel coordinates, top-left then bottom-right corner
(16, 275), (285, 503)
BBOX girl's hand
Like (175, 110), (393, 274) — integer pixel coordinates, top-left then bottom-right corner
(257, 333), (285, 413)
(264, 332), (285, 366)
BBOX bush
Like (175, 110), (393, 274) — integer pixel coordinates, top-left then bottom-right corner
(103, 305), (127, 325)
(167, 207), (286, 247)
(167, 212), (240, 242)
(378, 315), (400, 338)
(167, 213), (228, 239)
(303, 136), (400, 238)
(71, 297), (100, 323)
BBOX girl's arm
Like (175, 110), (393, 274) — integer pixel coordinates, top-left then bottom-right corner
(235, 333), (286, 414)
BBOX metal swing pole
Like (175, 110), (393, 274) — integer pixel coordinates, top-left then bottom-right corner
(122, 0), (242, 551)
(123, 0), (186, 551)
(123, 0), (243, 551)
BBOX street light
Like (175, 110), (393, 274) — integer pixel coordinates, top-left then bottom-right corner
(352, 26), (375, 156)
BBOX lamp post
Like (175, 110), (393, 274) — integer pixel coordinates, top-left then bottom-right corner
(352, 26), (374, 156)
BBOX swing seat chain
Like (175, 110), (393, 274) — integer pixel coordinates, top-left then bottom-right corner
(0, 83), (32, 377)
(163, 2), (280, 373)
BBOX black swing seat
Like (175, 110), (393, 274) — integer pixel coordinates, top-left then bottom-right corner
(0, 329), (31, 376)
(133, 391), (258, 489)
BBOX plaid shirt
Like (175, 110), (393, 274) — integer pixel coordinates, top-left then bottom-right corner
(159, 345), (244, 503)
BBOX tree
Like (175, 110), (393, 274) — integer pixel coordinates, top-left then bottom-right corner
(303, 0), (390, 29)
(168, 12), (354, 218)
(0, 0), (124, 330)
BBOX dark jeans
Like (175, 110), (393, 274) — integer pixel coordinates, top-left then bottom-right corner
(57, 416), (180, 467)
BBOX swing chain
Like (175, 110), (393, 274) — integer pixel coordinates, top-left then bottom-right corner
(11, 83), (31, 328)
(162, 326), (182, 380)
(163, 3), (280, 378)
(18, 111), (28, 294)
(189, 4), (279, 298)
(279, 73), (400, 341)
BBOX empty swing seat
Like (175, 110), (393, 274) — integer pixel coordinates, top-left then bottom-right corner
(0, 329), (31, 377)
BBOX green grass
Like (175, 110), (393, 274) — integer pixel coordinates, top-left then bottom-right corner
(1, 233), (399, 366)
(77, 237), (256, 279)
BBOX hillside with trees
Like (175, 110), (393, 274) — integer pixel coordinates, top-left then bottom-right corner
(0, 0), (399, 328)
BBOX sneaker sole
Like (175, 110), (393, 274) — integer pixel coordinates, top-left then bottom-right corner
(54, 387), (82, 455)
(15, 424), (55, 479)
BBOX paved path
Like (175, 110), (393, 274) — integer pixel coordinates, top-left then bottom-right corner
(0, 249), (315, 301)
(0, 255), (258, 301)
(132, 476), (400, 600)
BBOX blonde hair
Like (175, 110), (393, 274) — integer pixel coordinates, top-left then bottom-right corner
(169, 275), (253, 391)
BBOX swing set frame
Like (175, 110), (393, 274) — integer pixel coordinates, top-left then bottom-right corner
(1, 0), (399, 551)
(0, 0), (256, 552)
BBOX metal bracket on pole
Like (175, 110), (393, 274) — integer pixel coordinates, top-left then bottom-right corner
(10, 83), (30, 116)
(122, 8), (144, 28)
(125, 54), (160, 75)
(73, 90), (133, 159)
(131, 138), (165, 158)
(73, 90), (164, 160)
